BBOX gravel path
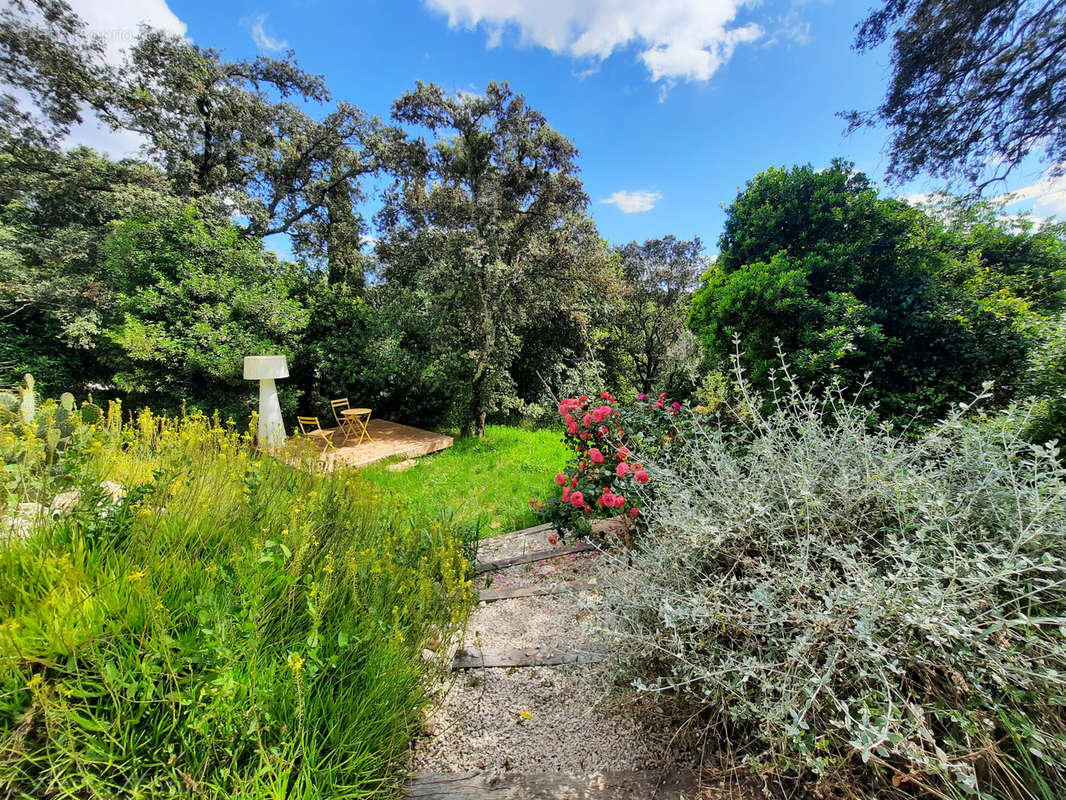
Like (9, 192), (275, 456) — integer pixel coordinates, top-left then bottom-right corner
(409, 531), (696, 778)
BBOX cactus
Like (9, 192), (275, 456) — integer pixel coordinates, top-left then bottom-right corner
(81, 402), (104, 425)
(53, 405), (75, 442)
(60, 393), (75, 412)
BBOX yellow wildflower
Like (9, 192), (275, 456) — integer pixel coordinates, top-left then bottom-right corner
(286, 652), (305, 673)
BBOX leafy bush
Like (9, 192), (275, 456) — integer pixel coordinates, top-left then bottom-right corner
(687, 163), (1057, 423)
(601, 358), (1066, 798)
(0, 406), (473, 798)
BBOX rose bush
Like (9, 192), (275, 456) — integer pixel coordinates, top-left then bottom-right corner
(539, 391), (701, 542)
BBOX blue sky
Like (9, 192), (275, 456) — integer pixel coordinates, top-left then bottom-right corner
(68, 0), (1066, 257)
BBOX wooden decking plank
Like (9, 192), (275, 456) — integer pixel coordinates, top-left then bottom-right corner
(405, 770), (700, 798)
(478, 581), (597, 602)
(494, 521), (555, 538)
(451, 646), (605, 670)
(473, 542), (595, 574)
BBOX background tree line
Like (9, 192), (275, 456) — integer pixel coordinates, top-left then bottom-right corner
(1, 0), (1065, 441)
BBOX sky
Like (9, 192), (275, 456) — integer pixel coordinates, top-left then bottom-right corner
(63, 0), (1066, 257)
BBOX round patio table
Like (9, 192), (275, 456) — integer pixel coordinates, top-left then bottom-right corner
(341, 408), (374, 445)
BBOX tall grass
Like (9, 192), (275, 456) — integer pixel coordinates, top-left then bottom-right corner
(0, 405), (473, 798)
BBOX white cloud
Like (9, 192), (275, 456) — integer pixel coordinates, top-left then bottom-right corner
(423, 0), (763, 84)
(902, 191), (938, 207)
(69, 0), (186, 61)
(996, 171), (1066, 219)
(902, 169), (1066, 223)
(603, 189), (662, 213)
(763, 8), (812, 47)
(59, 0), (188, 158)
(242, 13), (289, 53)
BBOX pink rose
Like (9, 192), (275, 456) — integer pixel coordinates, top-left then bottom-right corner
(588, 448), (605, 464)
(629, 507), (639, 518)
(555, 472), (567, 486)
(599, 490), (615, 507)
(636, 393), (648, 401)
(592, 405), (612, 422)
(672, 401), (682, 412)
(634, 469), (650, 484)
(562, 487), (571, 502)
(616, 462), (629, 478)
(582, 413), (592, 428)
(570, 491), (585, 508)
(613, 493), (626, 508)
(567, 421), (579, 434)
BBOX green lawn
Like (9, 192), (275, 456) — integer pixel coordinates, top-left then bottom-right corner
(360, 424), (567, 535)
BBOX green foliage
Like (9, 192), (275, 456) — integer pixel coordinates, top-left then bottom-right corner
(689, 162), (1050, 421)
(98, 203), (309, 419)
(378, 81), (616, 436)
(604, 237), (705, 397)
(293, 284), (460, 428)
(0, 0), (109, 149)
(604, 357), (1066, 799)
(0, 407), (473, 798)
(108, 29), (382, 279)
(0, 146), (173, 394)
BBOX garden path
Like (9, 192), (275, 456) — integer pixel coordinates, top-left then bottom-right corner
(405, 523), (723, 799)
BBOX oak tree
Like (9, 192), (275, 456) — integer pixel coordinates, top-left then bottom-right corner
(377, 81), (611, 436)
(846, 0), (1066, 190)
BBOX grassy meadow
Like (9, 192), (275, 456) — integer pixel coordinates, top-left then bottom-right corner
(0, 404), (474, 798)
(359, 424), (568, 536)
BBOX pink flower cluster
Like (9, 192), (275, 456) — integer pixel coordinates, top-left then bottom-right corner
(545, 391), (650, 521)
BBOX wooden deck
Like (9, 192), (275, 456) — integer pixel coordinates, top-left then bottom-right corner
(305, 419), (454, 469)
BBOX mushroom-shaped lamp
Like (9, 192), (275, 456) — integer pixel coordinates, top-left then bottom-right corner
(244, 355), (289, 448)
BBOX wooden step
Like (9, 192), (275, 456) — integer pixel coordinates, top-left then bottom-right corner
(478, 581), (596, 602)
(473, 542), (596, 574)
(405, 770), (700, 798)
(451, 645), (606, 670)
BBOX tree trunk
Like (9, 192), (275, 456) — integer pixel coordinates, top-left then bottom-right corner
(465, 371), (488, 437)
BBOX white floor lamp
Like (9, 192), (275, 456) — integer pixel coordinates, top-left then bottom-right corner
(244, 355), (289, 448)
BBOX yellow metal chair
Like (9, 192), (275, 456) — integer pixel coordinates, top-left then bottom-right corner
(296, 416), (336, 449)
(329, 398), (350, 428)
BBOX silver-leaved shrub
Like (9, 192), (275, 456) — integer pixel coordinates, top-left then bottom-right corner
(600, 359), (1066, 797)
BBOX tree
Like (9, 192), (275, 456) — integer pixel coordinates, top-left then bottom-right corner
(0, 146), (173, 392)
(608, 236), (705, 395)
(846, 1), (1066, 190)
(108, 30), (383, 285)
(0, 0), (109, 150)
(376, 81), (612, 436)
(98, 203), (308, 417)
(688, 162), (1037, 419)
(291, 282), (462, 428)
